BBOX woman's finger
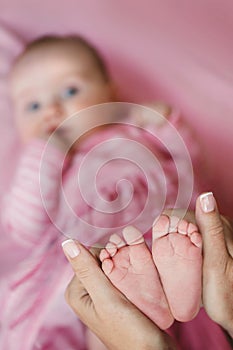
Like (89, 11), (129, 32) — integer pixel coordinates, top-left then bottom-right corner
(62, 239), (116, 304)
(195, 192), (228, 264)
(64, 275), (89, 318)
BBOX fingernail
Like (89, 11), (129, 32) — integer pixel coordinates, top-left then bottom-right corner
(62, 239), (80, 258)
(200, 192), (215, 213)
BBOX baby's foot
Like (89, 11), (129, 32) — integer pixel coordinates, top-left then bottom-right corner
(100, 226), (174, 330)
(152, 215), (202, 322)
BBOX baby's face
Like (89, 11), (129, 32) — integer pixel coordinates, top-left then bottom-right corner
(10, 44), (115, 143)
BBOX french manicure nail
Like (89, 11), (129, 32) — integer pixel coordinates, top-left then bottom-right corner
(200, 192), (215, 213)
(62, 239), (80, 258)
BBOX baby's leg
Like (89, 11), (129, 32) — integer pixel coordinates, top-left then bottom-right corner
(100, 227), (174, 330)
(152, 215), (202, 322)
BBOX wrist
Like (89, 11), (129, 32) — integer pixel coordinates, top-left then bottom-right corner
(134, 328), (177, 350)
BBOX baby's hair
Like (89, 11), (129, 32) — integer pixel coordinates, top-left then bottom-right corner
(14, 34), (110, 82)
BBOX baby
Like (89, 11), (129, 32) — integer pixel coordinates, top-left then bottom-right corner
(1, 35), (202, 349)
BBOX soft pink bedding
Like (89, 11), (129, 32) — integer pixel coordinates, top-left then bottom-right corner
(0, 1), (232, 349)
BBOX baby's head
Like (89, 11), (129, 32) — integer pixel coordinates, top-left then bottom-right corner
(10, 35), (116, 143)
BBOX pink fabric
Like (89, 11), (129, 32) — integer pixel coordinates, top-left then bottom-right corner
(2, 113), (198, 245)
(168, 308), (232, 350)
(0, 2), (233, 349)
(0, 24), (27, 274)
(0, 242), (86, 350)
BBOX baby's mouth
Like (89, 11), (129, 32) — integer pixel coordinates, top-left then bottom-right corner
(46, 122), (61, 134)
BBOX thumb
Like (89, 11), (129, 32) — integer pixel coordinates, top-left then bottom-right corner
(61, 239), (115, 303)
(196, 192), (228, 263)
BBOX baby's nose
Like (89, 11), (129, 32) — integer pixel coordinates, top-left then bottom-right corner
(44, 101), (64, 120)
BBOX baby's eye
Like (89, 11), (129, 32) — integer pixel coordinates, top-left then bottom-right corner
(62, 86), (79, 99)
(26, 101), (41, 112)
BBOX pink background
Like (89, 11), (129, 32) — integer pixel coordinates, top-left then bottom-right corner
(0, 0), (233, 269)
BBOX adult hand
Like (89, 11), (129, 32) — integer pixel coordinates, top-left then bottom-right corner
(164, 193), (233, 337)
(62, 239), (176, 350)
(196, 192), (233, 337)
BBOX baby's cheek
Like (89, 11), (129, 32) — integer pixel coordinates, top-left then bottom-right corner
(64, 98), (89, 116)
(14, 117), (30, 143)
(20, 121), (42, 143)
(22, 129), (36, 143)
